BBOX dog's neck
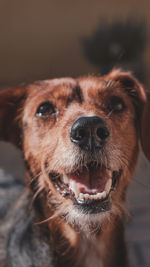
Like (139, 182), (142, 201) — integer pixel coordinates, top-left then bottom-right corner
(45, 215), (128, 267)
(33, 195), (127, 267)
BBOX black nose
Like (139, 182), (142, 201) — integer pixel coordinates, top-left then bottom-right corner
(70, 116), (110, 151)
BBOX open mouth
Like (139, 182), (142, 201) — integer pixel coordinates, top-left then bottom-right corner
(50, 163), (122, 214)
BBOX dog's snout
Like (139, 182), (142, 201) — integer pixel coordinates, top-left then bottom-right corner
(70, 116), (110, 150)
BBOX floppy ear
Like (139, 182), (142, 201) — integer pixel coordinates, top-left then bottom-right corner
(141, 93), (150, 161)
(0, 87), (26, 148)
(107, 69), (150, 162)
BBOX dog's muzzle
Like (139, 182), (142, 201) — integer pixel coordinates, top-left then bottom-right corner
(49, 116), (122, 214)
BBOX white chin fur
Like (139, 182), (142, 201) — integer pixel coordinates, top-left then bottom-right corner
(64, 205), (111, 234)
(60, 202), (122, 236)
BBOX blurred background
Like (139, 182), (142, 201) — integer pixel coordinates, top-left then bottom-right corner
(0, 0), (150, 266)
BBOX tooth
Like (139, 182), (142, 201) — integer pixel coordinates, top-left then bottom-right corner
(97, 191), (106, 199)
(79, 193), (84, 199)
(63, 174), (69, 184)
(107, 170), (112, 176)
(102, 191), (107, 198)
(95, 194), (100, 199)
(84, 194), (89, 199)
(105, 179), (112, 194)
(69, 180), (80, 198)
(102, 191), (106, 198)
(92, 194), (97, 199)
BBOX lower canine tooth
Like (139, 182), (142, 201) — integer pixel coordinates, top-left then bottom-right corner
(105, 179), (112, 194)
(97, 191), (106, 199)
(69, 180), (79, 198)
(63, 174), (69, 184)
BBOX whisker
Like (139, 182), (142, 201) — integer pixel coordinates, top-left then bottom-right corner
(31, 187), (44, 205)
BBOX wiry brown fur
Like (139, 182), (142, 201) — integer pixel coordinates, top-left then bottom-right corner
(0, 69), (150, 267)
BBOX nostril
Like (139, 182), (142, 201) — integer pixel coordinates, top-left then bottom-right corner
(71, 128), (87, 142)
(96, 127), (109, 141)
(76, 128), (86, 141)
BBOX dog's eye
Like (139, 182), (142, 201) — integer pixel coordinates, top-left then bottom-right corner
(108, 96), (126, 113)
(36, 102), (56, 118)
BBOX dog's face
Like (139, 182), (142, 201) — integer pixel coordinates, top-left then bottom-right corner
(0, 69), (149, 229)
(21, 70), (147, 227)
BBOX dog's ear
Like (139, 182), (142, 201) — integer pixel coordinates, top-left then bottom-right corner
(0, 87), (26, 148)
(107, 69), (150, 162)
(141, 94), (150, 161)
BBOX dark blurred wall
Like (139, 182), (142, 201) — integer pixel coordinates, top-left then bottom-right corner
(0, 0), (150, 88)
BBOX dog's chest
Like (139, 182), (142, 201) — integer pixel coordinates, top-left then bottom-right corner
(84, 251), (103, 267)
(78, 238), (103, 267)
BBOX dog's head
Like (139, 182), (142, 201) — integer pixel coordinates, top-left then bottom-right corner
(0, 69), (150, 229)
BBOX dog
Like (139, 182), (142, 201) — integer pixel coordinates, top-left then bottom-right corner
(0, 69), (150, 267)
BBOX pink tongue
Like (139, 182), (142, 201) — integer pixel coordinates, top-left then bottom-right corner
(68, 166), (110, 193)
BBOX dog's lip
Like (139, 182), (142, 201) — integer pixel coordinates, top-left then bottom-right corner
(75, 195), (112, 214)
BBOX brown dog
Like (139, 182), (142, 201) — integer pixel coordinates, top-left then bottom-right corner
(0, 69), (150, 267)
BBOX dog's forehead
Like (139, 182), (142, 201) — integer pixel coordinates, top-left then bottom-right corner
(45, 77), (77, 87)
(77, 76), (106, 89)
(28, 77), (77, 96)
(28, 76), (108, 97)
(77, 76), (109, 97)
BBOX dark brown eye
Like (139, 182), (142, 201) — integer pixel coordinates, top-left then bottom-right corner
(108, 96), (126, 113)
(36, 102), (56, 118)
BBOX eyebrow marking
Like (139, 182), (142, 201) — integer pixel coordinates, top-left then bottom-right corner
(66, 85), (83, 106)
(74, 85), (83, 103)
